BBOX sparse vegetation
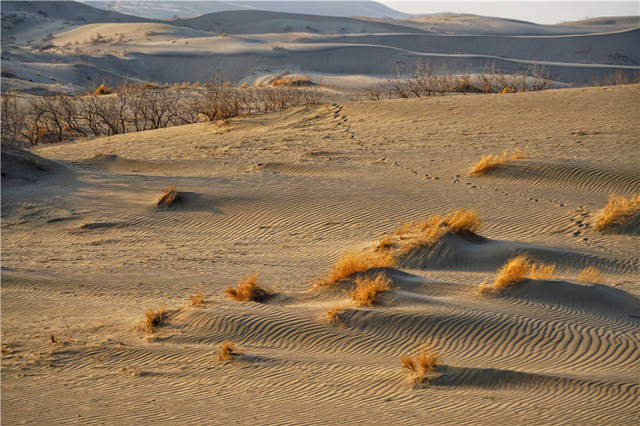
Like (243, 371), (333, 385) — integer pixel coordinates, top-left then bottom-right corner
(595, 194), (640, 232)
(190, 292), (204, 307)
(4, 77), (322, 147)
(478, 255), (557, 294)
(389, 209), (481, 253)
(528, 263), (556, 280)
(216, 341), (241, 361)
(225, 272), (269, 302)
(314, 251), (396, 288)
(401, 347), (440, 385)
(156, 185), (180, 208)
(143, 306), (168, 333)
(350, 274), (391, 307)
(94, 83), (112, 95)
(577, 266), (603, 283)
(470, 148), (528, 175)
(271, 74), (312, 87)
(323, 306), (343, 324)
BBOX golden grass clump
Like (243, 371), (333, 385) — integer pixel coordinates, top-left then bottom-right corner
(595, 194), (640, 231)
(216, 341), (241, 361)
(469, 148), (528, 175)
(375, 234), (394, 251)
(225, 273), (269, 302)
(94, 83), (112, 95)
(350, 274), (391, 307)
(190, 293), (204, 307)
(156, 185), (180, 208)
(528, 263), (556, 280)
(577, 266), (603, 283)
(323, 306), (343, 324)
(479, 255), (557, 294)
(143, 306), (168, 333)
(401, 348), (440, 384)
(396, 209), (481, 252)
(271, 75), (311, 87)
(315, 251), (396, 288)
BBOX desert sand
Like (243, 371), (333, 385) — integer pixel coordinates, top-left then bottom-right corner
(1, 1), (638, 94)
(2, 82), (640, 423)
(2, 1), (640, 425)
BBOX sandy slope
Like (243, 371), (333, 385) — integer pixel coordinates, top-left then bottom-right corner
(2, 84), (639, 424)
(2, 3), (639, 94)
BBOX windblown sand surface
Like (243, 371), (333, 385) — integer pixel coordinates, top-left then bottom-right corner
(2, 2), (638, 94)
(2, 84), (639, 423)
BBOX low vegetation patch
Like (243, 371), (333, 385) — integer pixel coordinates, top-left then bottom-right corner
(225, 273), (269, 302)
(216, 341), (241, 361)
(142, 306), (168, 334)
(478, 255), (557, 294)
(595, 194), (640, 232)
(323, 306), (343, 324)
(390, 209), (481, 253)
(577, 266), (603, 283)
(271, 75), (312, 87)
(190, 292), (204, 307)
(94, 83), (112, 95)
(350, 274), (391, 307)
(314, 251), (396, 288)
(156, 185), (180, 208)
(401, 348), (441, 385)
(469, 148), (527, 176)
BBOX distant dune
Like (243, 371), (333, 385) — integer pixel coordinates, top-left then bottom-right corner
(84, 0), (410, 20)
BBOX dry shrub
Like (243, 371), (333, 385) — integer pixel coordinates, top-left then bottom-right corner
(396, 209), (481, 252)
(479, 255), (556, 294)
(216, 341), (241, 361)
(323, 306), (343, 324)
(156, 185), (180, 208)
(577, 266), (603, 283)
(528, 263), (556, 280)
(401, 348), (440, 384)
(143, 306), (168, 333)
(375, 234), (394, 251)
(595, 194), (640, 231)
(271, 75), (311, 87)
(190, 293), (204, 307)
(94, 83), (112, 95)
(225, 272), (269, 302)
(469, 148), (528, 176)
(350, 274), (391, 307)
(314, 251), (396, 288)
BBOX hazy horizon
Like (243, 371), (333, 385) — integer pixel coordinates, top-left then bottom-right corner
(381, 1), (639, 25)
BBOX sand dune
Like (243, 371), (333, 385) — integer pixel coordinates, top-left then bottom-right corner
(2, 82), (639, 423)
(2, 2), (638, 94)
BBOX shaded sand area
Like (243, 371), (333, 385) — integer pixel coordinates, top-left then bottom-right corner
(2, 84), (640, 423)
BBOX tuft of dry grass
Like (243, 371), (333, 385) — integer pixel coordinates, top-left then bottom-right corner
(469, 148), (528, 175)
(528, 263), (556, 280)
(401, 348), (440, 384)
(271, 75), (311, 87)
(225, 273), (269, 302)
(190, 293), (204, 307)
(314, 251), (396, 288)
(156, 185), (180, 208)
(595, 194), (640, 231)
(375, 234), (394, 252)
(216, 341), (241, 361)
(323, 306), (343, 324)
(396, 208), (481, 252)
(479, 255), (557, 294)
(94, 83), (112, 95)
(577, 266), (603, 283)
(143, 306), (168, 333)
(350, 274), (391, 307)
